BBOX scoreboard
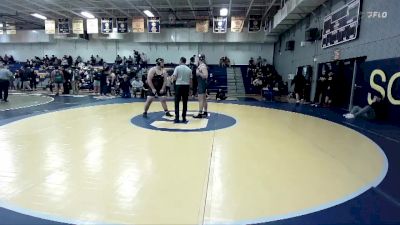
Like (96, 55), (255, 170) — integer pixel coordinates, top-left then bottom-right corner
(322, 0), (362, 49)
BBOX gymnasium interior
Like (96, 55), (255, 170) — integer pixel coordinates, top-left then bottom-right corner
(0, 0), (399, 224)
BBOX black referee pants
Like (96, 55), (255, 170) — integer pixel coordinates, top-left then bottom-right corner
(0, 80), (10, 101)
(174, 85), (190, 120)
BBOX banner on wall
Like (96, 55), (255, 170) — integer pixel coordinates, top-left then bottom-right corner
(248, 15), (262, 32)
(117, 18), (128, 33)
(86, 18), (99, 34)
(231, 16), (245, 32)
(101, 18), (113, 33)
(196, 20), (209, 33)
(132, 17), (144, 33)
(45, 20), (56, 34)
(58, 19), (70, 34)
(358, 57), (400, 123)
(6, 26), (16, 35)
(72, 18), (84, 34)
(148, 17), (160, 33)
(213, 17), (227, 33)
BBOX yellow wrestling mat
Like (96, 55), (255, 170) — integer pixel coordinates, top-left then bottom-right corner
(0, 102), (387, 224)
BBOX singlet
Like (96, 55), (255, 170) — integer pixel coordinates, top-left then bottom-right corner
(151, 68), (165, 90)
(197, 63), (208, 89)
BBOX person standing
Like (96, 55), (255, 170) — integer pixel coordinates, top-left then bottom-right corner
(193, 54), (209, 118)
(72, 67), (81, 95)
(51, 66), (64, 96)
(100, 68), (109, 96)
(0, 64), (13, 102)
(291, 70), (306, 103)
(142, 58), (172, 118)
(120, 75), (132, 98)
(172, 57), (192, 123)
(29, 69), (38, 91)
(21, 66), (32, 91)
(189, 56), (198, 98)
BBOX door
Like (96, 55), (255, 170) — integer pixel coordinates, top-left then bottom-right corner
(350, 57), (368, 109)
(332, 59), (355, 110)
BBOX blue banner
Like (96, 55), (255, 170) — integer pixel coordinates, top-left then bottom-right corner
(117, 18), (128, 33)
(148, 17), (160, 33)
(213, 17), (227, 33)
(359, 57), (400, 123)
(101, 18), (113, 33)
(58, 19), (69, 34)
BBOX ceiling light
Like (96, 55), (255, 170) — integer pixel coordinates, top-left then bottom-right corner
(220, 8), (228, 16)
(143, 10), (155, 17)
(0, 24), (3, 28)
(31, 13), (47, 20)
(81, 11), (95, 19)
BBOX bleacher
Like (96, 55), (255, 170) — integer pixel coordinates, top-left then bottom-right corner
(6, 61), (230, 94)
(237, 65), (260, 94)
(207, 65), (227, 92)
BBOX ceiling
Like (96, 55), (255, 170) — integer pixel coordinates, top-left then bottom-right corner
(0, 0), (282, 30)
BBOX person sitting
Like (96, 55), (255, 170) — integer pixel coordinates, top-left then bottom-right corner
(344, 96), (388, 120)
(76, 56), (83, 64)
(4, 55), (9, 63)
(216, 89), (227, 101)
(8, 55), (15, 64)
(61, 57), (69, 68)
(127, 56), (133, 66)
(131, 76), (144, 98)
(119, 75), (131, 98)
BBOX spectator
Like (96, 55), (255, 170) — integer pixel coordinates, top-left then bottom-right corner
(96, 55), (101, 64)
(131, 76), (144, 98)
(344, 96), (388, 120)
(324, 71), (334, 107)
(120, 75), (131, 98)
(92, 69), (101, 95)
(0, 64), (13, 102)
(165, 75), (174, 96)
(256, 56), (262, 67)
(90, 55), (96, 65)
(50, 66), (64, 96)
(100, 68), (109, 96)
(127, 56), (133, 66)
(189, 56), (198, 98)
(216, 89), (227, 101)
(311, 71), (328, 107)
(115, 55), (122, 64)
(62, 67), (72, 94)
(61, 57), (69, 67)
(141, 52), (147, 67)
(219, 56), (231, 67)
(21, 66), (32, 91)
(14, 69), (22, 90)
(291, 71), (306, 103)
(8, 55), (15, 64)
(29, 69), (38, 91)
(68, 55), (73, 66)
(72, 67), (81, 95)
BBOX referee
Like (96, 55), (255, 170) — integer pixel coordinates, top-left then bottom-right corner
(172, 57), (192, 123)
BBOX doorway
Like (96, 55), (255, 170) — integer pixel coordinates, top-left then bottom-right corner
(316, 56), (367, 110)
